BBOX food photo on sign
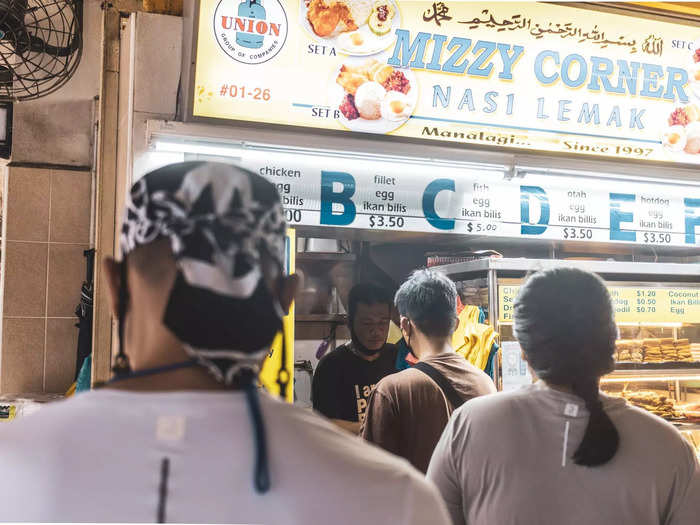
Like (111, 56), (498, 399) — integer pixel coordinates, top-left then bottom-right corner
(664, 38), (700, 158)
(330, 55), (418, 133)
(301, 0), (401, 55)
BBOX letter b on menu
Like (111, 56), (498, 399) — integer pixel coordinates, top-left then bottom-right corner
(320, 171), (357, 226)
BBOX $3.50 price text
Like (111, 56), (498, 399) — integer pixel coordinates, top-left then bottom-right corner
(369, 215), (404, 228)
(563, 227), (593, 240)
(643, 232), (672, 244)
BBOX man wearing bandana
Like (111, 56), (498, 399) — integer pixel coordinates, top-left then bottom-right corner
(0, 163), (450, 524)
(312, 283), (398, 434)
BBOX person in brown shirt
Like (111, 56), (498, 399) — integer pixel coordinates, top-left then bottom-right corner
(362, 269), (496, 473)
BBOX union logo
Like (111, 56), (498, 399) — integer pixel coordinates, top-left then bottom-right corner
(214, 0), (288, 65)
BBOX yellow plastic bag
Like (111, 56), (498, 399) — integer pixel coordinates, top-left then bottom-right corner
(453, 305), (498, 370)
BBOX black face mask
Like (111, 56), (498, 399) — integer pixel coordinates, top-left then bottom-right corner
(163, 271), (284, 353)
(352, 339), (384, 356)
(349, 324), (386, 357)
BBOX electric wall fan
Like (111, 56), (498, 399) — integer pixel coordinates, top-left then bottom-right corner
(0, 0), (82, 101)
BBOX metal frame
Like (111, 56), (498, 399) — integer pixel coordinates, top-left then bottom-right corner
(436, 258), (700, 391)
(435, 258), (700, 280)
(176, 2), (700, 182)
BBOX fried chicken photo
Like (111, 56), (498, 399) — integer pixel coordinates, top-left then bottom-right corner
(336, 60), (378, 95)
(307, 0), (358, 38)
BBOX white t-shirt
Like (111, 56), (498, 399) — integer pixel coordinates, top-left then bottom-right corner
(0, 389), (450, 524)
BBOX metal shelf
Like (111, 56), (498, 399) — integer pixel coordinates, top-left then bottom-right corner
(673, 422), (700, 431)
(296, 314), (347, 323)
(296, 253), (356, 262)
(615, 362), (700, 371)
(435, 258), (700, 280)
(603, 366), (700, 381)
(500, 322), (695, 327)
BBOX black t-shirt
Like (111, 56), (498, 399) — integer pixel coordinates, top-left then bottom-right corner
(312, 343), (398, 423)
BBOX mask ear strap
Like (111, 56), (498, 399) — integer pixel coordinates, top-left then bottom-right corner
(241, 368), (271, 493)
(112, 259), (132, 377)
(405, 320), (417, 358)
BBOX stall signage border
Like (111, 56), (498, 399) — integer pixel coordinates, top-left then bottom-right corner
(194, 1), (700, 165)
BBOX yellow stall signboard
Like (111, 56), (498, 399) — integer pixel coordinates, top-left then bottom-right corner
(259, 228), (295, 402)
(499, 285), (700, 324)
(194, 1), (700, 165)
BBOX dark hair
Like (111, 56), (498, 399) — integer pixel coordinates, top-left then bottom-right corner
(394, 269), (457, 338)
(348, 282), (393, 326)
(513, 267), (619, 467)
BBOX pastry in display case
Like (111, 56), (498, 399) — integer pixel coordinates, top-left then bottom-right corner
(615, 338), (695, 363)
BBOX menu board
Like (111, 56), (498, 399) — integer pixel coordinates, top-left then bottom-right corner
(499, 285), (700, 324)
(235, 148), (700, 247)
(609, 287), (700, 323)
(194, 1), (700, 165)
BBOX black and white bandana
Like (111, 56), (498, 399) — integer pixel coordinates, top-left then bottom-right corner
(120, 162), (287, 384)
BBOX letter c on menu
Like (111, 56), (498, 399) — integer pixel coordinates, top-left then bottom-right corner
(423, 179), (456, 230)
(320, 171), (357, 226)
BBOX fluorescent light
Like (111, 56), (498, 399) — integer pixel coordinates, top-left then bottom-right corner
(616, 322), (685, 328)
(501, 322), (687, 328)
(151, 137), (506, 173)
(517, 166), (700, 187)
(601, 375), (700, 382)
(153, 139), (243, 159)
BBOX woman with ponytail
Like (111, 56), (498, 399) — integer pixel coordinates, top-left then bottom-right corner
(428, 267), (700, 525)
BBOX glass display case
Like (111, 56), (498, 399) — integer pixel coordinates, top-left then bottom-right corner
(437, 258), (700, 458)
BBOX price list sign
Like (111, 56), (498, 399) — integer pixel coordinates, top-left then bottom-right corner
(609, 287), (700, 323)
(237, 148), (700, 248)
(499, 285), (700, 324)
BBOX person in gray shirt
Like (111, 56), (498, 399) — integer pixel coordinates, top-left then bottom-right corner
(428, 267), (700, 525)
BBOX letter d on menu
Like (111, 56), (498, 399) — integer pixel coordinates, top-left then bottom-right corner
(320, 171), (356, 226)
(610, 193), (636, 242)
(685, 198), (700, 244)
(520, 186), (550, 235)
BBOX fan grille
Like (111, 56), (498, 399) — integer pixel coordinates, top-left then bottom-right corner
(0, 0), (82, 101)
